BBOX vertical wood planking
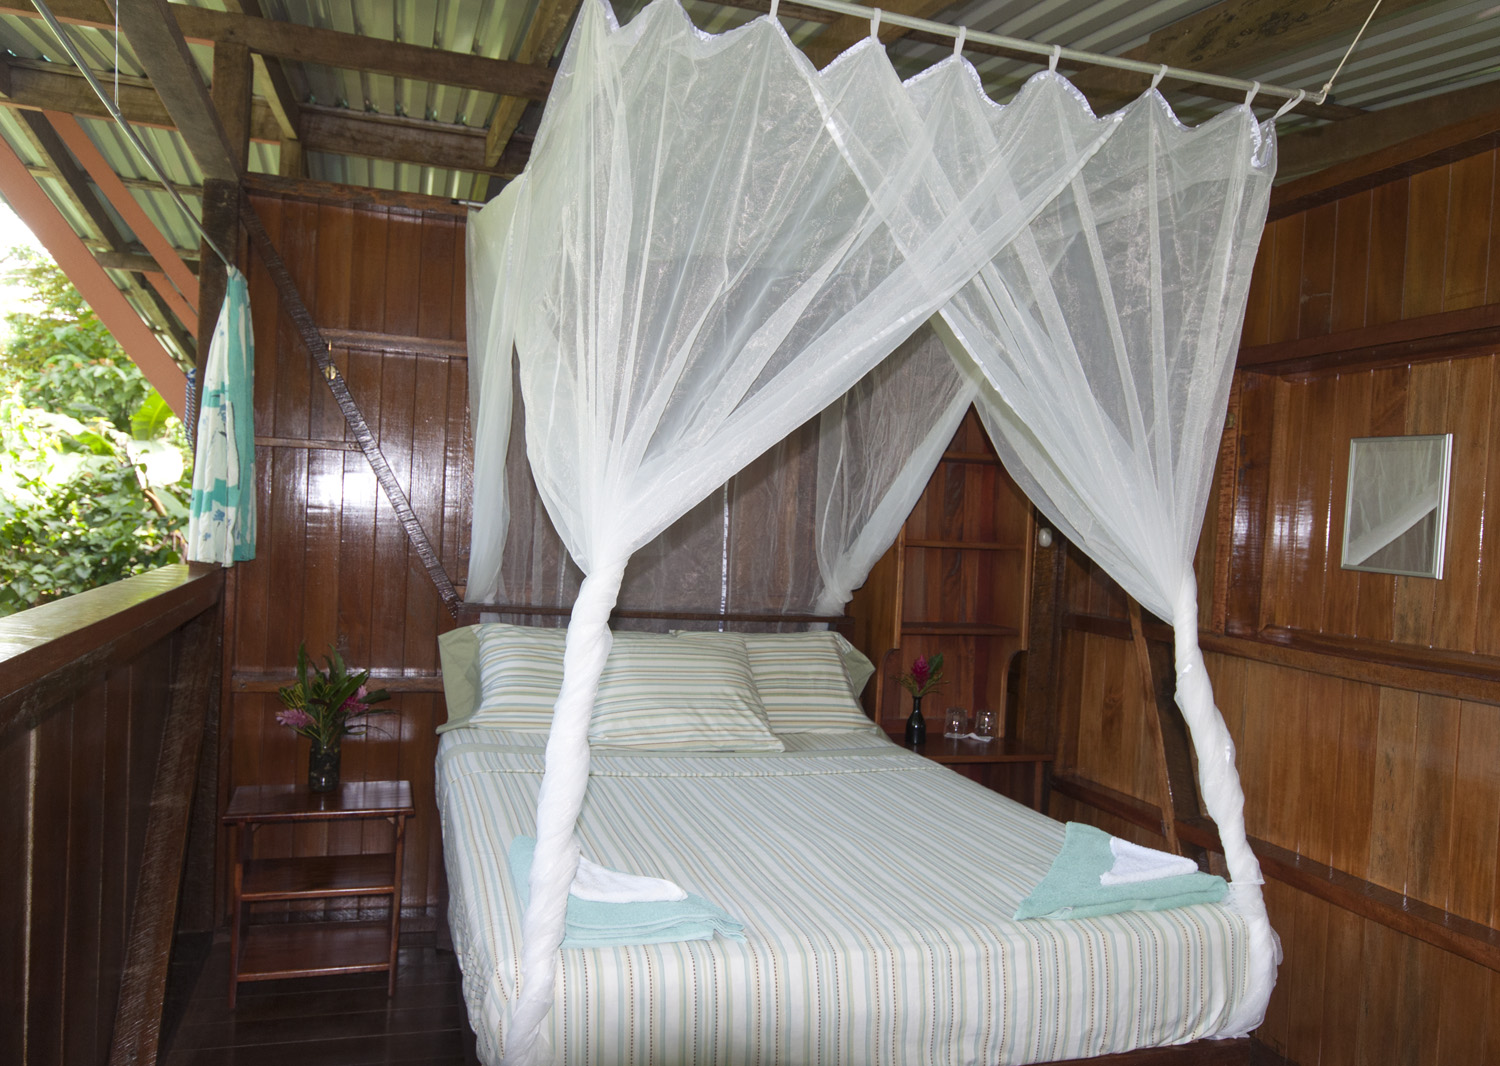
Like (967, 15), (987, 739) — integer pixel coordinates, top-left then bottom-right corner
(1298, 201), (1336, 338)
(1366, 179), (1410, 326)
(1442, 151), (1494, 312)
(1329, 189), (1372, 332)
(224, 189), (472, 921)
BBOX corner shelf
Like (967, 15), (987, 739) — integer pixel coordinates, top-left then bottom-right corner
(848, 408), (1033, 742)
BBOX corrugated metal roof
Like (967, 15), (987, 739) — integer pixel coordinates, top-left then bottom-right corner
(0, 0), (1494, 369)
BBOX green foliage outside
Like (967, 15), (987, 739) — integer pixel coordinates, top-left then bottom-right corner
(0, 249), (193, 616)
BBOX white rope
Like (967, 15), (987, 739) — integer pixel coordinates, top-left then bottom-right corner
(1321, 0), (1383, 101)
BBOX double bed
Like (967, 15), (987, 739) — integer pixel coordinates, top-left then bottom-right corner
(435, 624), (1252, 1065)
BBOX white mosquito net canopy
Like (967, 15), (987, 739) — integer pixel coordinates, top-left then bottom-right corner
(465, 1), (1279, 1060)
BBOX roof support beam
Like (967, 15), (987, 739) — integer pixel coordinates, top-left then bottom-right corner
(1, 0), (555, 101)
(115, 0), (240, 181)
(0, 60), (282, 142)
(1065, 0), (1428, 109)
(0, 134), (186, 416)
(46, 109), (200, 314)
(476, 0), (581, 197)
(12, 108), (194, 358)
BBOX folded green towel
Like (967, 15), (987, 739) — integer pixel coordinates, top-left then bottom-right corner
(508, 836), (746, 947)
(1014, 822), (1227, 920)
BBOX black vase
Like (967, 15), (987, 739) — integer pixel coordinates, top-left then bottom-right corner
(904, 695), (927, 747)
(308, 736), (342, 793)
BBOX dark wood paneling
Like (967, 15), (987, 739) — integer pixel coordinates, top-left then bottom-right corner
(226, 188), (469, 924)
(1055, 146), (1500, 1066)
(0, 567), (220, 1066)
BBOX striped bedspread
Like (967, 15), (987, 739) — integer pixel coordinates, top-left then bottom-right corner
(437, 727), (1250, 1065)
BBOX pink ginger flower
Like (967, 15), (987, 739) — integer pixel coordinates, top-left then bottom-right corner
(910, 656), (931, 687)
(276, 708), (315, 730)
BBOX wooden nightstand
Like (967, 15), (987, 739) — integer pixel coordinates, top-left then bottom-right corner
(893, 732), (1054, 811)
(223, 779), (414, 1007)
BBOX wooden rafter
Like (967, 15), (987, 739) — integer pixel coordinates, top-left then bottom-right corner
(476, 0), (582, 198)
(222, 0), (301, 143)
(116, 0), (240, 181)
(46, 110), (200, 311)
(1, 0), (555, 102)
(0, 58), (282, 143)
(1064, 0), (1429, 109)
(0, 134), (187, 415)
(12, 109), (194, 358)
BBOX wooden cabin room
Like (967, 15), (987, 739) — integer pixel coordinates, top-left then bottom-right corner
(1, 1), (1498, 1065)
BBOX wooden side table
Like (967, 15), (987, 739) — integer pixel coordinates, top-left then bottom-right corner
(892, 732), (1054, 811)
(223, 779), (414, 1007)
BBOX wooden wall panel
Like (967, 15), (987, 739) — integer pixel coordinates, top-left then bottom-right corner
(1053, 149), (1500, 1065)
(226, 188), (469, 922)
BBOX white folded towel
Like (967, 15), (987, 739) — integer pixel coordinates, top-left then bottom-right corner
(1099, 837), (1199, 886)
(569, 855), (688, 904)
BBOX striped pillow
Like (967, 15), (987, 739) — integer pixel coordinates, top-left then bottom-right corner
(465, 622), (569, 731)
(590, 632), (783, 751)
(736, 631), (877, 733)
(461, 624), (783, 751)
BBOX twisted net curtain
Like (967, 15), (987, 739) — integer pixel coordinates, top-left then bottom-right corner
(464, 0), (1280, 1060)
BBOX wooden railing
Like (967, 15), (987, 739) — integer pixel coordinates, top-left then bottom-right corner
(0, 564), (223, 1066)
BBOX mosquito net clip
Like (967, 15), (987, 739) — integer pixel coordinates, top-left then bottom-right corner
(1244, 81), (1261, 108)
(1151, 64), (1168, 90)
(870, 7), (881, 37)
(768, 0), (779, 20)
(1048, 44), (1060, 72)
(953, 25), (966, 57)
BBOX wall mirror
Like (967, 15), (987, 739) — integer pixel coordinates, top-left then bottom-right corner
(1341, 433), (1453, 579)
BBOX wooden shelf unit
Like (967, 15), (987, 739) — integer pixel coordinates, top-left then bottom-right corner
(849, 408), (1033, 740)
(223, 779), (414, 1007)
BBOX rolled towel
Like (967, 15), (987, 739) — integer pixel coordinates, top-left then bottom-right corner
(1100, 836), (1200, 886)
(1013, 822), (1227, 921)
(508, 837), (745, 947)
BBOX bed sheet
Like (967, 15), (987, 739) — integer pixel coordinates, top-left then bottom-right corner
(437, 726), (1249, 1065)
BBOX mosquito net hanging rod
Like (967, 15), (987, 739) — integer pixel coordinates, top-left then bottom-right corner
(778, 0), (1323, 107)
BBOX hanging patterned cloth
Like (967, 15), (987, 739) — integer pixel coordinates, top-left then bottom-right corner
(187, 266), (256, 565)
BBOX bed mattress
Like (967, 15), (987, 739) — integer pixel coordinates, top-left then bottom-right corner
(436, 726), (1250, 1065)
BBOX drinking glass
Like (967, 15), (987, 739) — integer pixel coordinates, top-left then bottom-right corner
(943, 706), (968, 738)
(971, 708), (997, 742)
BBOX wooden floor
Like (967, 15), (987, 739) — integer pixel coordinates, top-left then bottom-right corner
(161, 937), (480, 1066)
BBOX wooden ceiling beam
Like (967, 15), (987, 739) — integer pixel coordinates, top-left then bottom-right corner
(0, 0), (555, 102)
(116, 0), (240, 181)
(1275, 80), (1500, 184)
(222, 0), (300, 142)
(11, 108), (194, 358)
(1064, 0), (1434, 110)
(0, 133), (186, 415)
(0, 59), (282, 142)
(300, 106), (531, 179)
(46, 109), (200, 313)
(478, 0), (581, 194)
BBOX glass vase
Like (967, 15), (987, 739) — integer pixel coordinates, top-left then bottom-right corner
(904, 694), (927, 747)
(308, 735), (342, 793)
